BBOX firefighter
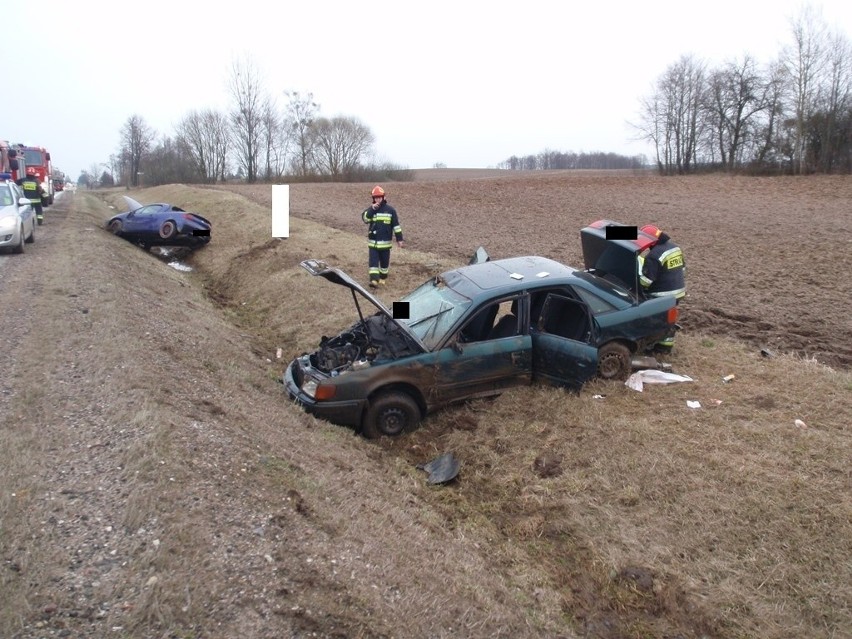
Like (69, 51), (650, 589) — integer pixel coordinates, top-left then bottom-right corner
(17, 167), (45, 224)
(638, 224), (686, 352)
(362, 185), (404, 287)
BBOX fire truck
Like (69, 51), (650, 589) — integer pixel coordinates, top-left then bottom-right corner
(1, 139), (27, 182)
(14, 144), (54, 206)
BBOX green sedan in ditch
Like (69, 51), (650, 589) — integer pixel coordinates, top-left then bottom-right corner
(284, 236), (679, 438)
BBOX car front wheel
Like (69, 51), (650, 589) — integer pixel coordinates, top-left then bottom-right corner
(362, 391), (421, 439)
(13, 227), (24, 253)
(108, 220), (122, 234)
(597, 341), (631, 380)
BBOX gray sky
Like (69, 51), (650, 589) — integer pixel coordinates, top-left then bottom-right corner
(3, 0), (850, 179)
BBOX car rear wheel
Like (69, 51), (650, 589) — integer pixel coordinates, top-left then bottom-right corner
(597, 341), (631, 380)
(362, 391), (421, 439)
(159, 220), (177, 239)
(108, 220), (122, 234)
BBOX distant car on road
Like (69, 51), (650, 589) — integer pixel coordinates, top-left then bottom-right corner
(284, 238), (679, 438)
(106, 196), (211, 249)
(0, 174), (36, 254)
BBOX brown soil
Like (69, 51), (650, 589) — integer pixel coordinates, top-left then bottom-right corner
(216, 170), (852, 370)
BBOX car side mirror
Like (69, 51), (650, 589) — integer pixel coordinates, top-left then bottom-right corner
(452, 340), (464, 355)
(18, 197), (29, 206)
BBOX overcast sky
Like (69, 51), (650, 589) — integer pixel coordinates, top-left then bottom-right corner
(3, 1), (850, 179)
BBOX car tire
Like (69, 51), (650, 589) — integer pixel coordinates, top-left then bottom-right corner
(597, 341), (631, 380)
(13, 227), (24, 254)
(108, 220), (122, 234)
(362, 391), (421, 439)
(159, 220), (177, 239)
(25, 224), (34, 243)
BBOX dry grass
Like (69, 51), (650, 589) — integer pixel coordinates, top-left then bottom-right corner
(2, 180), (849, 638)
(109, 181), (851, 638)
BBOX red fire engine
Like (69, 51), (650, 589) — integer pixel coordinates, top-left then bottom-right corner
(14, 144), (54, 206)
(1, 139), (28, 182)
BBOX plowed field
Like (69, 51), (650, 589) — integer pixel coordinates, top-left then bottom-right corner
(217, 170), (852, 370)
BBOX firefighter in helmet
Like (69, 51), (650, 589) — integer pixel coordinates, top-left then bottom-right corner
(362, 185), (404, 287)
(17, 167), (45, 224)
(638, 224), (686, 352)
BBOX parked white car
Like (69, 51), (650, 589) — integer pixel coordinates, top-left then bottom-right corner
(0, 176), (36, 253)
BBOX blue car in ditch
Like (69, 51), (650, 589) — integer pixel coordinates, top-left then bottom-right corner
(106, 196), (211, 249)
(284, 222), (679, 438)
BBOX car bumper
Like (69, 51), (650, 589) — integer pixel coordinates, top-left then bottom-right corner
(283, 361), (365, 428)
(0, 229), (22, 247)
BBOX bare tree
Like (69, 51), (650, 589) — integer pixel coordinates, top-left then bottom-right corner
(635, 55), (706, 174)
(176, 109), (231, 183)
(311, 116), (375, 178)
(284, 91), (319, 177)
(259, 97), (287, 180)
(141, 136), (201, 186)
(812, 30), (852, 172)
(120, 114), (156, 187)
(227, 56), (267, 183)
(782, 5), (828, 173)
(705, 56), (769, 170)
(87, 163), (102, 188)
(753, 60), (789, 167)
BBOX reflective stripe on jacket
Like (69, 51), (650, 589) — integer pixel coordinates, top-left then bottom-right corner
(638, 239), (686, 299)
(18, 179), (43, 203)
(363, 201), (403, 249)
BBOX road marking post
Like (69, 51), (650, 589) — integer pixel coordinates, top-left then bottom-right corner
(272, 185), (290, 238)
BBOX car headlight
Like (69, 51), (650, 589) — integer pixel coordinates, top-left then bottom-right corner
(0, 217), (16, 230)
(301, 379), (337, 401)
(302, 379), (318, 398)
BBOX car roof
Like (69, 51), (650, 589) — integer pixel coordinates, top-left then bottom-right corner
(443, 256), (579, 298)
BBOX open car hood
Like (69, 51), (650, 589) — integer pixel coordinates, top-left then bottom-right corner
(122, 195), (143, 212)
(300, 259), (428, 352)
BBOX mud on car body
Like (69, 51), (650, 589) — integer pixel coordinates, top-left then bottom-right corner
(284, 243), (678, 439)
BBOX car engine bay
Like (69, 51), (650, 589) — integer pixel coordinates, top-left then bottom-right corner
(310, 313), (422, 375)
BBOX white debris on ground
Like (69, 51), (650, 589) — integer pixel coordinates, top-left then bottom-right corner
(625, 369), (694, 392)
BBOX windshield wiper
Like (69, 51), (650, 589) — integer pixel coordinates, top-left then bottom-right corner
(408, 303), (452, 328)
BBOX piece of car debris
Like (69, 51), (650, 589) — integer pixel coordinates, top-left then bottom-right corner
(760, 348), (775, 358)
(418, 452), (460, 484)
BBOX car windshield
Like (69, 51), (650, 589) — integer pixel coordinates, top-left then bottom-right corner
(0, 187), (13, 206)
(397, 277), (473, 350)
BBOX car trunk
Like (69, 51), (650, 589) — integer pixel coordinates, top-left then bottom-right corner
(580, 219), (657, 298)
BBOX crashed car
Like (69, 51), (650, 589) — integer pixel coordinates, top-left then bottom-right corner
(106, 196), (211, 249)
(284, 222), (679, 438)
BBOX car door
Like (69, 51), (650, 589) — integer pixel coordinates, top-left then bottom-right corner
(530, 293), (598, 389)
(430, 297), (532, 404)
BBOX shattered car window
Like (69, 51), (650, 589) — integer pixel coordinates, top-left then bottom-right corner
(398, 278), (473, 350)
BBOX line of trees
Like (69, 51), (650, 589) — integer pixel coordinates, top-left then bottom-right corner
(497, 150), (647, 171)
(634, 5), (851, 175)
(81, 56), (408, 188)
